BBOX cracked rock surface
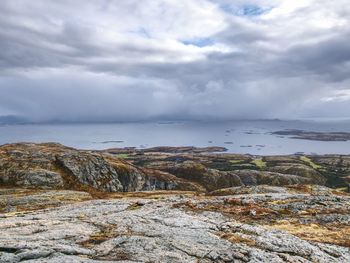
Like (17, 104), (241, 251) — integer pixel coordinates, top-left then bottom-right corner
(0, 186), (349, 262)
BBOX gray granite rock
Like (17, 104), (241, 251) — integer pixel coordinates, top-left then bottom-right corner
(0, 191), (349, 263)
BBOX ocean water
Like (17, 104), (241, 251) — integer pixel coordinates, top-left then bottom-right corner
(1, 120), (350, 155)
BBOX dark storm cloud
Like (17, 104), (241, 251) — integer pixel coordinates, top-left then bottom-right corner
(0, 0), (350, 122)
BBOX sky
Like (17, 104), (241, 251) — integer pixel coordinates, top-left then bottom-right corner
(0, 0), (350, 122)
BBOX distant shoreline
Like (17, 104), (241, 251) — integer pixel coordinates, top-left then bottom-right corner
(1, 120), (350, 155)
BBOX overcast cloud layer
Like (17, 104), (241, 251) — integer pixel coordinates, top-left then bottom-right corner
(1, 0), (350, 122)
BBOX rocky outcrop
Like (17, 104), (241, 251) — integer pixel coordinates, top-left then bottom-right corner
(140, 168), (206, 192)
(55, 152), (123, 192)
(1, 169), (64, 189)
(0, 143), (199, 193)
(0, 143), (124, 192)
(107, 158), (204, 192)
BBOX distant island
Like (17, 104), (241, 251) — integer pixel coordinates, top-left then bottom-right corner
(273, 129), (350, 141)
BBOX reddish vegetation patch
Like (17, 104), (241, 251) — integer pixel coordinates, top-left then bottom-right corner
(265, 221), (350, 248)
(219, 232), (257, 246)
(174, 198), (278, 222)
(79, 224), (119, 248)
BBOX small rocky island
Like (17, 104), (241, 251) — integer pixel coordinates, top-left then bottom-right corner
(1, 143), (350, 262)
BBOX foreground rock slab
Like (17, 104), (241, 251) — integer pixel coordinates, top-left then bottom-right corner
(0, 187), (349, 262)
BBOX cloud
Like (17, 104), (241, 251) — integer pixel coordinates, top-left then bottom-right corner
(0, 0), (350, 122)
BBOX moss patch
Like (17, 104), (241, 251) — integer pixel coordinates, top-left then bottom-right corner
(229, 160), (244, 164)
(251, 158), (266, 169)
(116, 154), (129, 159)
(300, 156), (324, 170)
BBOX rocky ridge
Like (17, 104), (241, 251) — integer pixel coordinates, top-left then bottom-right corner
(1, 143), (350, 194)
(0, 143), (203, 194)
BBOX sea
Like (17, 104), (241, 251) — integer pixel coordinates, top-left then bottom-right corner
(1, 119), (350, 155)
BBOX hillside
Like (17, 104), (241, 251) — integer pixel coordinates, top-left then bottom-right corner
(0, 143), (349, 262)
